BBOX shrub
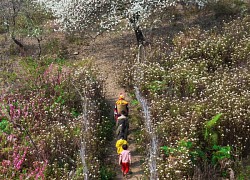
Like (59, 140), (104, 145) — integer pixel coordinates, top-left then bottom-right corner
(209, 0), (249, 18)
(0, 56), (111, 179)
(120, 15), (250, 178)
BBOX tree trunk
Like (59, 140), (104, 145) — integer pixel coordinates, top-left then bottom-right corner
(11, 36), (26, 56)
(11, 36), (24, 48)
(134, 27), (145, 46)
(37, 37), (42, 58)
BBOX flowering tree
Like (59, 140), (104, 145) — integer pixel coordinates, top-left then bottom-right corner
(0, 0), (26, 49)
(33, 0), (208, 45)
(0, 0), (49, 56)
(0, 58), (110, 179)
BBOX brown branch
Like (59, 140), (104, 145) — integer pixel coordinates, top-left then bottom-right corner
(11, 36), (24, 49)
(10, 0), (26, 55)
(13, 121), (45, 161)
(1, 106), (46, 161)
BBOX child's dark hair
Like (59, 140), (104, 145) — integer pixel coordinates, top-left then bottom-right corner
(121, 110), (126, 115)
(122, 144), (128, 150)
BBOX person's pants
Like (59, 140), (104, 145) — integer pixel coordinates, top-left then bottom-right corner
(115, 114), (121, 121)
(121, 162), (130, 175)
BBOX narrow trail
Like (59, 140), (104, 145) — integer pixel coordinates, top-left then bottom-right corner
(78, 32), (144, 179)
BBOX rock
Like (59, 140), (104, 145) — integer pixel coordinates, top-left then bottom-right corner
(73, 51), (79, 55)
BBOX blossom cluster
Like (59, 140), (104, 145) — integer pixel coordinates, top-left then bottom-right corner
(32, 0), (207, 34)
(120, 15), (250, 178)
(0, 58), (109, 179)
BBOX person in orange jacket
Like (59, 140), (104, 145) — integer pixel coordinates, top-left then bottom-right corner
(114, 94), (129, 121)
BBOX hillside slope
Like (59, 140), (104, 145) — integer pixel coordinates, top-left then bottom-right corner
(76, 31), (144, 179)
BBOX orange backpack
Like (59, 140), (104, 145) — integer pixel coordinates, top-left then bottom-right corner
(116, 100), (128, 114)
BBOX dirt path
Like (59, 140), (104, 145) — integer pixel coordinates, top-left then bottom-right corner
(78, 32), (144, 179)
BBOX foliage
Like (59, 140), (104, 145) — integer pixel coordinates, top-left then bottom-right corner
(204, 113), (222, 146)
(0, 56), (111, 179)
(237, 165), (250, 180)
(209, 0), (250, 18)
(1, 1), (250, 179)
(0, 118), (12, 134)
(120, 14), (250, 178)
(100, 166), (116, 180)
(0, 0), (53, 57)
(211, 145), (231, 165)
(33, 0), (207, 37)
(130, 99), (139, 106)
(159, 138), (194, 179)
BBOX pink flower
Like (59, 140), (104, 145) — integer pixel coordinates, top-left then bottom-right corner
(13, 147), (27, 170)
(9, 104), (14, 118)
(27, 160), (47, 180)
(7, 134), (17, 142)
(15, 108), (21, 119)
(2, 160), (11, 167)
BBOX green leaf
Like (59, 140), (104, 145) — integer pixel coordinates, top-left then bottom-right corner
(56, 96), (62, 103)
(160, 146), (169, 155)
(71, 108), (80, 118)
(211, 133), (218, 145)
(179, 139), (192, 148)
(131, 99), (139, 106)
(73, 127), (81, 136)
(196, 149), (206, 159)
(206, 113), (222, 128)
(212, 145), (220, 150)
(161, 145), (168, 151)
(0, 119), (12, 134)
(212, 145), (231, 165)
(204, 128), (209, 140)
(204, 113), (222, 144)
(148, 80), (164, 92)
(186, 141), (193, 148)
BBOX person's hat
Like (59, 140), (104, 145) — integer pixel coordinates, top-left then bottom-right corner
(119, 94), (124, 100)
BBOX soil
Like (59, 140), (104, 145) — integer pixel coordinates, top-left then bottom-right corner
(74, 31), (144, 179)
(0, 25), (144, 179)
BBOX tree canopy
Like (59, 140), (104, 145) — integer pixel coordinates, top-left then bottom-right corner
(33, 0), (208, 34)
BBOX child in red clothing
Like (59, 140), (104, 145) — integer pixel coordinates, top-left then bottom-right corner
(119, 144), (132, 177)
